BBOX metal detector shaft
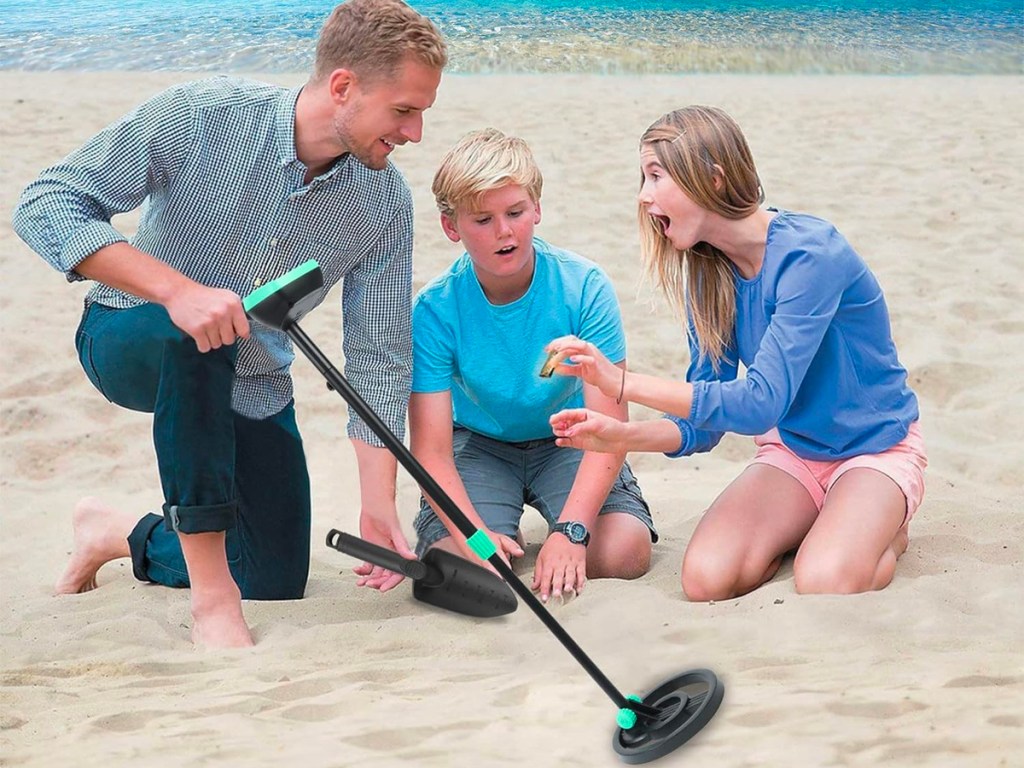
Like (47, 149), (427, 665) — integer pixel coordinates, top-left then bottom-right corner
(286, 319), (659, 721)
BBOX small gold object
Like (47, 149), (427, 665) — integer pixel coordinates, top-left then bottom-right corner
(539, 348), (561, 378)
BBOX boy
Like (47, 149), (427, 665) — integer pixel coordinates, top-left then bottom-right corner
(402, 129), (656, 602)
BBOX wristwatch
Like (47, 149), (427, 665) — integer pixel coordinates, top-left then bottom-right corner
(551, 521), (591, 547)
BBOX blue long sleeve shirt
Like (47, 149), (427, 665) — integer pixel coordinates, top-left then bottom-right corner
(666, 210), (919, 461)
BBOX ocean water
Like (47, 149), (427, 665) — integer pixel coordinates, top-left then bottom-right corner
(1, 0), (1020, 74)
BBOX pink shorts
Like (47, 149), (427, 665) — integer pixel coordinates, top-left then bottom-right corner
(750, 422), (928, 523)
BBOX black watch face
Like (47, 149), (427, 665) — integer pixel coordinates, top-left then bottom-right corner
(566, 522), (587, 544)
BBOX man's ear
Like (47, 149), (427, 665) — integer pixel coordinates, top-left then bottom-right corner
(327, 68), (357, 105)
(440, 213), (461, 243)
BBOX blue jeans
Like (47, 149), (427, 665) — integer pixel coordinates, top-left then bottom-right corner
(413, 428), (657, 556)
(76, 302), (310, 600)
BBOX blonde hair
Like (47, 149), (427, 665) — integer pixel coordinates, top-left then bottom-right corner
(314, 0), (448, 83)
(638, 106), (764, 371)
(432, 128), (544, 217)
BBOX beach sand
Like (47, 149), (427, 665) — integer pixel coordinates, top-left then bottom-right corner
(1, 72), (1022, 767)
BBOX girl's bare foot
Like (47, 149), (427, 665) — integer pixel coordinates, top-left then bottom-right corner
(54, 497), (135, 594)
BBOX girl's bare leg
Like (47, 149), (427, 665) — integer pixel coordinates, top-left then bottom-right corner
(794, 468), (908, 594)
(681, 464), (819, 601)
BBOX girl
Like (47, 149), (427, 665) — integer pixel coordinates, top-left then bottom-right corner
(547, 106), (926, 600)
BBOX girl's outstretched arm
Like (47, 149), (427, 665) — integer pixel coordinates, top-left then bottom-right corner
(550, 408), (684, 454)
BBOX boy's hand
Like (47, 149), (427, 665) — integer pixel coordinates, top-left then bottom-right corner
(456, 528), (524, 575)
(532, 534), (587, 602)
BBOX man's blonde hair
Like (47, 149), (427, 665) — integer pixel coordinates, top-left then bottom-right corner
(432, 128), (544, 217)
(314, 0), (448, 83)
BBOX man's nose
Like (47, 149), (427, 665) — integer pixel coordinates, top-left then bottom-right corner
(400, 114), (424, 143)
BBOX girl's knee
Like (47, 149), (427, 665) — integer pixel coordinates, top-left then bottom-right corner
(793, 550), (877, 595)
(680, 547), (736, 602)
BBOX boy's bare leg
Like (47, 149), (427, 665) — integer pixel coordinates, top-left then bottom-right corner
(55, 496), (135, 594)
(56, 496), (253, 648)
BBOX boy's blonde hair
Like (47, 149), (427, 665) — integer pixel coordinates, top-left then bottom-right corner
(314, 0), (448, 83)
(432, 128), (543, 217)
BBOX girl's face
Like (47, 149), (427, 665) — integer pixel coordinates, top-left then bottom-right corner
(638, 145), (709, 251)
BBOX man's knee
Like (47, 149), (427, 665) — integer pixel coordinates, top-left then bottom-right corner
(241, 571), (308, 601)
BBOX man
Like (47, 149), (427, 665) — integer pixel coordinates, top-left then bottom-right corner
(12, 0), (447, 649)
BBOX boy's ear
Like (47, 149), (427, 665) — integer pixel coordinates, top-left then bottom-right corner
(440, 213), (462, 243)
(534, 199), (542, 224)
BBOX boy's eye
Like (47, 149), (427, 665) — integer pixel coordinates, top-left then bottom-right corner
(475, 216), (491, 225)
(509, 210), (523, 218)
(395, 108), (410, 115)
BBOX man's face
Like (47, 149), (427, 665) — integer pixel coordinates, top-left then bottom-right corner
(332, 57), (441, 170)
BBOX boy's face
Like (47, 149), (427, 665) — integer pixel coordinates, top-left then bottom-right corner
(441, 184), (541, 291)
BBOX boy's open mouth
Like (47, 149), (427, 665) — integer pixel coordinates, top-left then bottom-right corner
(496, 244), (516, 255)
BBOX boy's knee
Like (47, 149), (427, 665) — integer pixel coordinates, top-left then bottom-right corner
(590, 543), (651, 581)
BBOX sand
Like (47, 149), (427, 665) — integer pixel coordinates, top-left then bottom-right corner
(1, 71), (1022, 767)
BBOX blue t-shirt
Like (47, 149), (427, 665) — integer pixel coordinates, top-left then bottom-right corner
(666, 210), (919, 461)
(413, 237), (626, 442)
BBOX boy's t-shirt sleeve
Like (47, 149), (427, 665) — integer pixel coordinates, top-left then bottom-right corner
(577, 268), (626, 364)
(411, 293), (457, 393)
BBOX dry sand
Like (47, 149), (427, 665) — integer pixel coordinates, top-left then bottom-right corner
(1, 72), (1022, 767)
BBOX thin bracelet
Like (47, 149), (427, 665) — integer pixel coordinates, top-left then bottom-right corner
(615, 367), (626, 404)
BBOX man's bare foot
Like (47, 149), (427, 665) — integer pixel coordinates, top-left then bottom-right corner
(54, 497), (136, 594)
(190, 588), (254, 649)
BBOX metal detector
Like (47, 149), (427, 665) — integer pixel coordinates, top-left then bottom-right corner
(242, 259), (724, 763)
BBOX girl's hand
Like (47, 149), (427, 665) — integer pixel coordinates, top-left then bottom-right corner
(545, 336), (622, 400)
(549, 408), (629, 454)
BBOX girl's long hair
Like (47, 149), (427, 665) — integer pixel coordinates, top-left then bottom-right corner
(638, 106), (763, 371)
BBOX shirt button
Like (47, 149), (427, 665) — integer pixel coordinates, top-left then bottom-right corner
(253, 277), (263, 287)
(269, 237), (278, 247)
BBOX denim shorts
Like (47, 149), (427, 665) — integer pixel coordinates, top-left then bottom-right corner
(413, 428), (657, 555)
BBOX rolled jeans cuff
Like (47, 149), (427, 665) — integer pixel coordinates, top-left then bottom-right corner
(128, 512), (165, 582)
(162, 500), (238, 534)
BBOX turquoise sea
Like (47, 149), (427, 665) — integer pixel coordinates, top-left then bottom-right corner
(1, 0), (1020, 74)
